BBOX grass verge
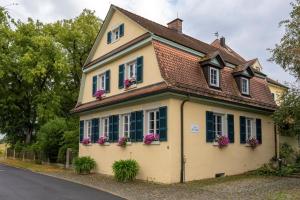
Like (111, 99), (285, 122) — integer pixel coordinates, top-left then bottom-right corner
(0, 158), (65, 173)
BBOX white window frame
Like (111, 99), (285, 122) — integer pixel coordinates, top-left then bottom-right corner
(121, 114), (131, 138)
(102, 117), (109, 137)
(212, 113), (226, 138)
(85, 120), (92, 139)
(111, 27), (120, 43)
(97, 73), (106, 91)
(241, 77), (249, 95)
(210, 67), (220, 87)
(146, 109), (160, 135)
(125, 60), (137, 80)
(245, 117), (256, 140)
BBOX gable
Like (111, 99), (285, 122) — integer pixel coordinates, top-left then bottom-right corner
(88, 8), (147, 63)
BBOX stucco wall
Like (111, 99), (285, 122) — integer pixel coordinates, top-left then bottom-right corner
(79, 97), (275, 183)
(91, 10), (146, 61)
(82, 43), (163, 104)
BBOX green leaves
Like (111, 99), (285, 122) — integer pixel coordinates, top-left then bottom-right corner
(269, 0), (300, 79)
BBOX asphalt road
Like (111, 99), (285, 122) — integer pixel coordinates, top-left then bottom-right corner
(0, 164), (124, 200)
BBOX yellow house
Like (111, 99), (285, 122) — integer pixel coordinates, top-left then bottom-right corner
(72, 5), (279, 183)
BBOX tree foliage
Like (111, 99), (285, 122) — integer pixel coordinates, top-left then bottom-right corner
(269, 0), (300, 79)
(0, 8), (101, 147)
(273, 87), (300, 136)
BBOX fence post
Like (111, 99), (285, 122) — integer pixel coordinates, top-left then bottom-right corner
(22, 151), (25, 161)
(4, 147), (7, 159)
(13, 149), (16, 160)
(66, 148), (72, 169)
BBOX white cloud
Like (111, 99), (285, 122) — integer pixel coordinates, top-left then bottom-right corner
(3, 0), (296, 84)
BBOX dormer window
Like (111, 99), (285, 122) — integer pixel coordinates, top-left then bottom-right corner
(241, 77), (249, 95)
(209, 67), (220, 87)
(107, 24), (124, 44)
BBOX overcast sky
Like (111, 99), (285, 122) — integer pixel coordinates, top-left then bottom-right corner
(2, 0), (297, 84)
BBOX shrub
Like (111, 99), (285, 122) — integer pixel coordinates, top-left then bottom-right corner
(253, 163), (297, 176)
(112, 159), (139, 182)
(73, 156), (96, 174)
(279, 143), (295, 164)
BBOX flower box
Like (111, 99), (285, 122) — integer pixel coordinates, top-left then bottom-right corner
(97, 136), (109, 145)
(124, 78), (136, 89)
(246, 138), (259, 149)
(214, 135), (229, 148)
(118, 136), (128, 147)
(82, 138), (91, 145)
(94, 89), (105, 100)
(144, 134), (160, 145)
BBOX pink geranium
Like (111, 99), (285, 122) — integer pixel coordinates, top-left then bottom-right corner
(82, 138), (91, 145)
(144, 134), (159, 144)
(124, 78), (136, 88)
(94, 89), (105, 99)
(97, 136), (108, 145)
(247, 138), (259, 148)
(118, 136), (127, 147)
(216, 135), (229, 148)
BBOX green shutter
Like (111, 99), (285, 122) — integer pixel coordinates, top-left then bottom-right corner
(136, 56), (143, 83)
(206, 111), (214, 142)
(119, 24), (124, 37)
(159, 106), (167, 141)
(109, 116), (113, 142)
(256, 118), (262, 144)
(105, 70), (110, 93)
(227, 114), (234, 143)
(240, 116), (246, 144)
(119, 64), (124, 89)
(79, 120), (84, 143)
(113, 115), (119, 142)
(136, 111), (144, 141)
(92, 75), (97, 96)
(130, 112), (136, 142)
(107, 31), (112, 44)
(92, 118), (99, 143)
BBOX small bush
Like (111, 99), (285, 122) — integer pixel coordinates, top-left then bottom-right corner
(279, 143), (295, 164)
(253, 163), (297, 176)
(73, 156), (96, 174)
(112, 159), (139, 182)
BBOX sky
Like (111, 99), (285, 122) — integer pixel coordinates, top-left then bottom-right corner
(2, 0), (297, 84)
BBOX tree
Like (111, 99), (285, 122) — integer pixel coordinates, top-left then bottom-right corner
(0, 8), (101, 145)
(269, 0), (300, 79)
(273, 87), (300, 136)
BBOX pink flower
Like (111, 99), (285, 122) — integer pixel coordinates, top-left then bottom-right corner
(95, 89), (105, 99)
(82, 138), (91, 145)
(118, 136), (127, 147)
(216, 135), (229, 148)
(124, 79), (131, 88)
(247, 138), (259, 148)
(97, 136), (108, 145)
(144, 134), (159, 144)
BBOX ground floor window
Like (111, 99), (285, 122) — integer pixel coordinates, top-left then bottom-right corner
(245, 118), (255, 140)
(146, 109), (159, 134)
(121, 114), (130, 138)
(102, 117), (109, 137)
(85, 120), (92, 139)
(212, 113), (226, 137)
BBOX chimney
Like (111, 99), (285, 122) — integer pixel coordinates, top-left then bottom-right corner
(167, 18), (183, 33)
(220, 36), (226, 47)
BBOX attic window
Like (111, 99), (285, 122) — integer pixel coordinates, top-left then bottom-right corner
(241, 78), (249, 95)
(209, 67), (220, 87)
(107, 24), (124, 44)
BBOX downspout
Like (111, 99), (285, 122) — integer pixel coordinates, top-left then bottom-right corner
(274, 124), (278, 159)
(180, 96), (190, 183)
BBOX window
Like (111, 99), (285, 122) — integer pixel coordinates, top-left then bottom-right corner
(102, 117), (109, 137)
(210, 67), (219, 87)
(86, 120), (92, 139)
(122, 114), (130, 138)
(271, 93), (275, 100)
(241, 78), (249, 95)
(111, 27), (120, 42)
(147, 110), (160, 134)
(212, 113), (225, 137)
(97, 73), (106, 91)
(125, 60), (137, 80)
(245, 118), (255, 140)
